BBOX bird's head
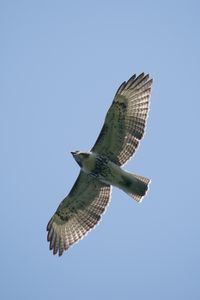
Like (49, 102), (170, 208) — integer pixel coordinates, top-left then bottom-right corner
(71, 151), (90, 167)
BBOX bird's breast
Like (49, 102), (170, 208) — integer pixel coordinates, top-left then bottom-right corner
(82, 156), (96, 174)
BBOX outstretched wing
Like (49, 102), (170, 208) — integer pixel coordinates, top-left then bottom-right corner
(91, 73), (153, 166)
(47, 171), (111, 256)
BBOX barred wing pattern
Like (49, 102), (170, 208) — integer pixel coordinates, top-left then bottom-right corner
(47, 171), (111, 256)
(92, 73), (153, 166)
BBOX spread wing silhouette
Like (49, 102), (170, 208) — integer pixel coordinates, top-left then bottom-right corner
(47, 171), (111, 256)
(91, 73), (153, 165)
(47, 73), (152, 256)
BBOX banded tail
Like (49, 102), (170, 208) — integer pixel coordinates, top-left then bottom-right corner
(120, 171), (150, 202)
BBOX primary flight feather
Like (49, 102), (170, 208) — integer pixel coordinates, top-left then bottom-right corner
(47, 72), (153, 256)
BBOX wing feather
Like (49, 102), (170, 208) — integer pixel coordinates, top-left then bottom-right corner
(47, 171), (111, 256)
(91, 73), (153, 165)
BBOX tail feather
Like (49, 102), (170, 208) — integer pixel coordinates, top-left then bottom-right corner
(120, 171), (150, 202)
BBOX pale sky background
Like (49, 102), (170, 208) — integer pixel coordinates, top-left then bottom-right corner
(1, 1), (200, 299)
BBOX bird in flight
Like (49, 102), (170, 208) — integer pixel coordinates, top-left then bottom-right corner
(47, 72), (153, 256)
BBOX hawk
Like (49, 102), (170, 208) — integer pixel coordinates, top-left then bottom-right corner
(47, 72), (153, 256)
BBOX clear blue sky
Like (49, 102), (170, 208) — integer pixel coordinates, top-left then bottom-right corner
(1, 1), (200, 299)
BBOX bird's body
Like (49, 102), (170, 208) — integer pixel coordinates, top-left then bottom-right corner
(73, 151), (149, 201)
(47, 72), (153, 256)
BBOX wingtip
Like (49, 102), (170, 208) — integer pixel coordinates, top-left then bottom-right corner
(115, 81), (126, 97)
(46, 217), (53, 231)
(117, 72), (153, 94)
